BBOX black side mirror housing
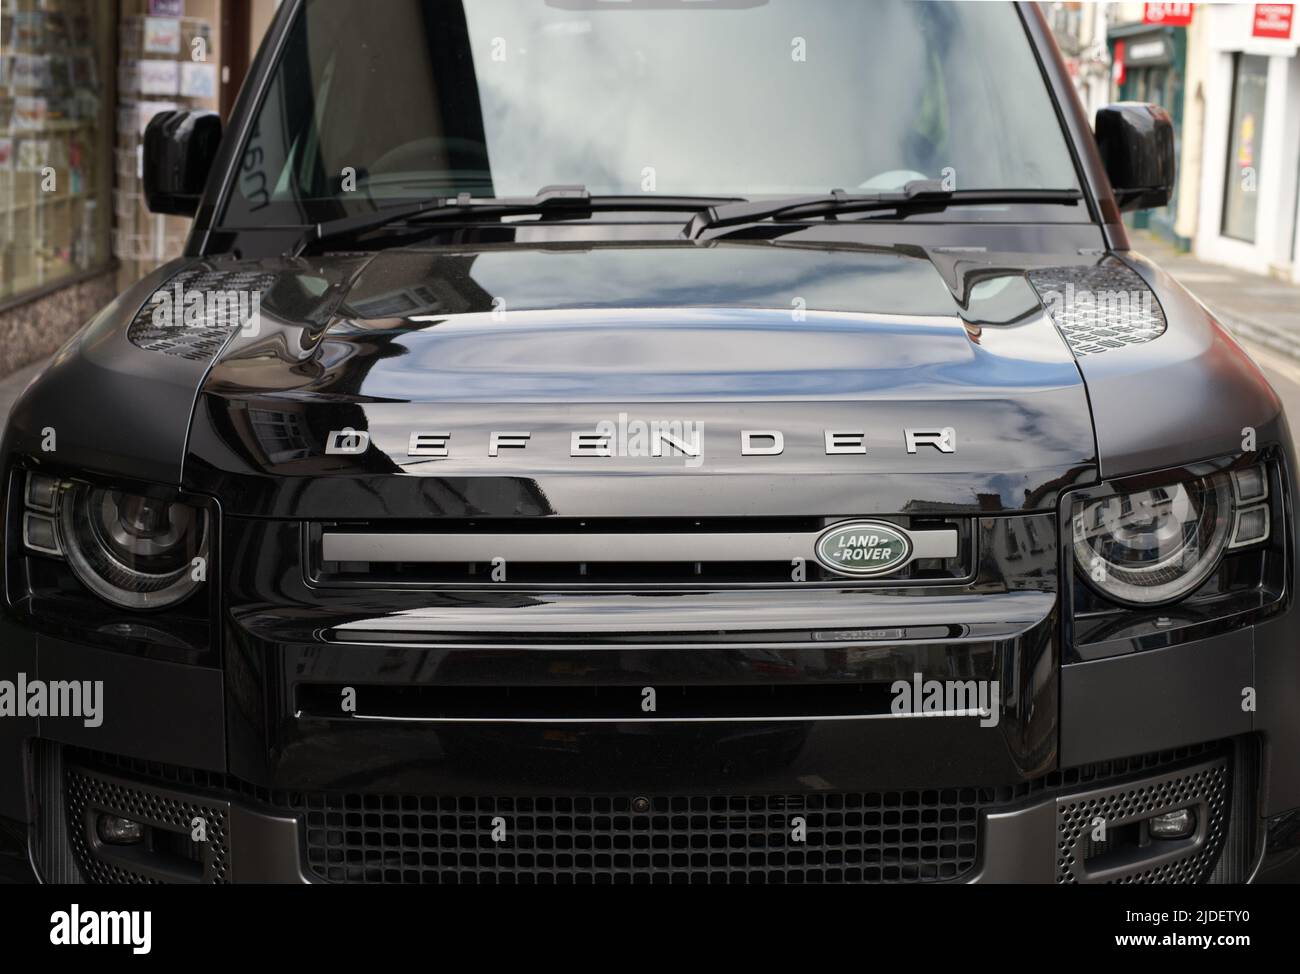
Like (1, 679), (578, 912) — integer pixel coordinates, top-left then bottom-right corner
(1094, 102), (1176, 212)
(143, 110), (223, 216)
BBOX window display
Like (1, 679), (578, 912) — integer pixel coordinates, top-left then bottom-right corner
(0, 0), (112, 303)
(113, 2), (218, 285)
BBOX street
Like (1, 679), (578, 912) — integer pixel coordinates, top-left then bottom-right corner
(1245, 343), (1300, 442)
(1127, 229), (1300, 454)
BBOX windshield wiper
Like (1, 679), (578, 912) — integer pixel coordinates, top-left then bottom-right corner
(681, 180), (1084, 239)
(292, 186), (745, 255)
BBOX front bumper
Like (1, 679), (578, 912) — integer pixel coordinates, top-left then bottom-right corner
(3, 614), (1298, 883)
(0, 735), (1278, 884)
(4, 513), (1299, 884)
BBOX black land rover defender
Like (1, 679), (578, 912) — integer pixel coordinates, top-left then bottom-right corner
(1, 0), (1296, 885)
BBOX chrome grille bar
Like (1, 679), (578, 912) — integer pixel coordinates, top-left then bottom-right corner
(321, 526), (959, 565)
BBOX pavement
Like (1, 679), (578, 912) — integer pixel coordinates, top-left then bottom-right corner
(1, 232), (1298, 440)
(1129, 230), (1300, 360)
(1125, 229), (1300, 425)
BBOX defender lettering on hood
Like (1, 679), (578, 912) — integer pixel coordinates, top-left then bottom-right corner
(323, 426), (959, 458)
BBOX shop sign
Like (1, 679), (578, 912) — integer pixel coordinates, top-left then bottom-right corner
(1127, 36), (1175, 66)
(1143, 4), (1194, 27)
(1252, 4), (1294, 39)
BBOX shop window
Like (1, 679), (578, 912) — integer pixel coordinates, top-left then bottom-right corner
(0, 0), (113, 304)
(114, 0), (221, 288)
(1221, 53), (1269, 244)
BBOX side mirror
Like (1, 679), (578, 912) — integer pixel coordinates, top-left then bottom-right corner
(143, 110), (223, 216)
(1094, 103), (1175, 212)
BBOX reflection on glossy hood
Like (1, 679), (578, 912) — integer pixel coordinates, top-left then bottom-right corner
(210, 241), (1077, 402)
(179, 240), (1102, 518)
(338, 245), (959, 319)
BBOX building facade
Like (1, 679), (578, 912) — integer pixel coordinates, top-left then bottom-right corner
(1194, 2), (1300, 282)
(1044, 1), (1114, 120)
(1107, 2), (1199, 245)
(0, 0), (275, 380)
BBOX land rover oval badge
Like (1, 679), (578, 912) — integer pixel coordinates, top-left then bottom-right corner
(814, 521), (912, 577)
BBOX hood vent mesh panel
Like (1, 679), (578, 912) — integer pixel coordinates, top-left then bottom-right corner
(127, 266), (277, 362)
(1026, 261), (1166, 357)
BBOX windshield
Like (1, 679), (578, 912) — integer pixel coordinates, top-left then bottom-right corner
(223, 0), (1081, 226)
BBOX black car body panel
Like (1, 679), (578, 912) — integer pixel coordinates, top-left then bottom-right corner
(2, 0), (1297, 885)
(187, 243), (1097, 520)
(3, 259), (208, 487)
(1080, 252), (1288, 480)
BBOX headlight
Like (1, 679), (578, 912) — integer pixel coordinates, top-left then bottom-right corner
(22, 473), (208, 610)
(1072, 465), (1269, 606)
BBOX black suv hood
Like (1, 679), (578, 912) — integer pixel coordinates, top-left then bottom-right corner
(182, 242), (1099, 518)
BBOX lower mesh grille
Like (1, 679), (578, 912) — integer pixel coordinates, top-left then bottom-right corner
(1056, 757), (1230, 884)
(64, 766), (230, 884)
(297, 791), (984, 884)
(49, 739), (1242, 884)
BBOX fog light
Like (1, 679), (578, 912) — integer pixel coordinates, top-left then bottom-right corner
(1149, 808), (1195, 839)
(96, 813), (144, 845)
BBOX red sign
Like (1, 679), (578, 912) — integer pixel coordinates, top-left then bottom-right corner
(1253, 4), (1294, 38)
(1143, 3), (1194, 26)
(1113, 39), (1126, 87)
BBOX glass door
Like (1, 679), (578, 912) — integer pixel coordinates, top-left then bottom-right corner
(1221, 53), (1269, 243)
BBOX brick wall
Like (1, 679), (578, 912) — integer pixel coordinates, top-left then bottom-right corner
(0, 270), (118, 378)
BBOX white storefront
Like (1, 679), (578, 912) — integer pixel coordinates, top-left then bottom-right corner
(1195, 3), (1300, 282)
